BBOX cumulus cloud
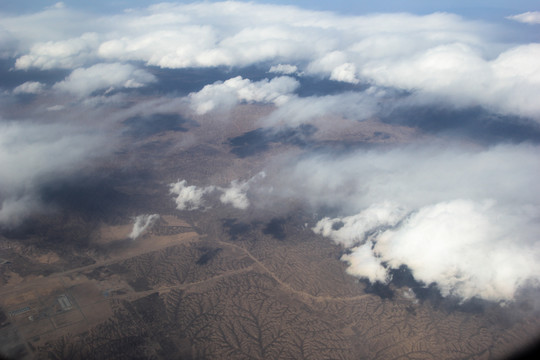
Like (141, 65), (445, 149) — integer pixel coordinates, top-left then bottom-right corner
(507, 11), (540, 24)
(129, 214), (159, 239)
(0, 121), (107, 228)
(321, 199), (540, 301)
(3, 2), (539, 119)
(313, 202), (406, 248)
(372, 200), (539, 301)
(219, 180), (250, 210)
(15, 32), (100, 70)
(330, 62), (359, 84)
(362, 43), (540, 119)
(261, 143), (540, 302)
(170, 180), (215, 211)
(53, 62), (156, 97)
(13, 81), (46, 94)
(342, 241), (389, 283)
(188, 76), (299, 115)
(170, 173), (266, 211)
(218, 172), (265, 210)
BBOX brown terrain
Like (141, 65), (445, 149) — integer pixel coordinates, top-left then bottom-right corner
(1, 104), (539, 359)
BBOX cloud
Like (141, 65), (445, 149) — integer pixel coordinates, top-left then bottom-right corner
(219, 172), (265, 210)
(269, 64), (298, 75)
(330, 62), (359, 84)
(269, 143), (540, 212)
(46, 105), (65, 111)
(341, 241), (389, 283)
(361, 42), (540, 119)
(15, 32), (100, 70)
(0, 121), (108, 228)
(0, 195), (46, 229)
(0, 27), (18, 58)
(219, 180), (251, 210)
(507, 11), (540, 24)
(371, 200), (539, 301)
(262, 90), (384, 126)
(1, 1), (539, 305)
(51, 2), (66, 10)
(53, 63), (156, 97)
(13, 81), (46, 94)
(313, 202), (406, 248)
(259, 143), (540, 301)
(170, 173), (266, 211)
(129, 214), (159, 239)
(324, 199), (540, 301)
(188, 76), (299, 115)
(169, 180), (215, 211)
(0, 3), (538, 120)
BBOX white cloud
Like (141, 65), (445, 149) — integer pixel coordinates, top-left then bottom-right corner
(15, 33), (100, 70)
(273, 143), (540, 213)
(46, 105), (65, 111)
(342, 241), (389, 283)
(313, 202), (406, 247)
(53, 63), (156, 97)
(51, 2), (66, 10)
(188, 76), (299, 115)
(322, 199), (540, 301)
(98, 27), (221, 68)
(169, 180), (215, 210)
(0, 121), (107, 228)
(0, 5), (97, 49)
(269, 64), (298, 75)
(219, 180), (250, 210)
(262, 90), (385, 128)
(361, 42), (540, 119)
(2, 2), (540, 120)
(371, 200), (540, 301)
(218, 172), (265, 210)
(330, 62), (359, 84)
(13, 81), (45, 94)
(170, 173), (266, 211)
(507, 11), (540, 24)
(261, 143), (540, 301)
(129, 214), (159, 239)
(1, 2), (538, 304)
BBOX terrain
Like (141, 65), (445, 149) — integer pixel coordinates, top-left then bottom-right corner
(1, 105), (539, 359)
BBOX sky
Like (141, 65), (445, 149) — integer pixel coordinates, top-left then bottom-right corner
(2, 0), (539, 18)
(1, 0), (540, 303)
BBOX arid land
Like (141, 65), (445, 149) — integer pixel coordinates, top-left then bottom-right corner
(1, 105), (539, 359)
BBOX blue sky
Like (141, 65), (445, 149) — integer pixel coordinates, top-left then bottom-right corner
(1, 0), (539, 18)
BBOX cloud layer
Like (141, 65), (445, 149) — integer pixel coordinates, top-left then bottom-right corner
(262, 143), (540, 302)
(1, 2), (539, 119)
